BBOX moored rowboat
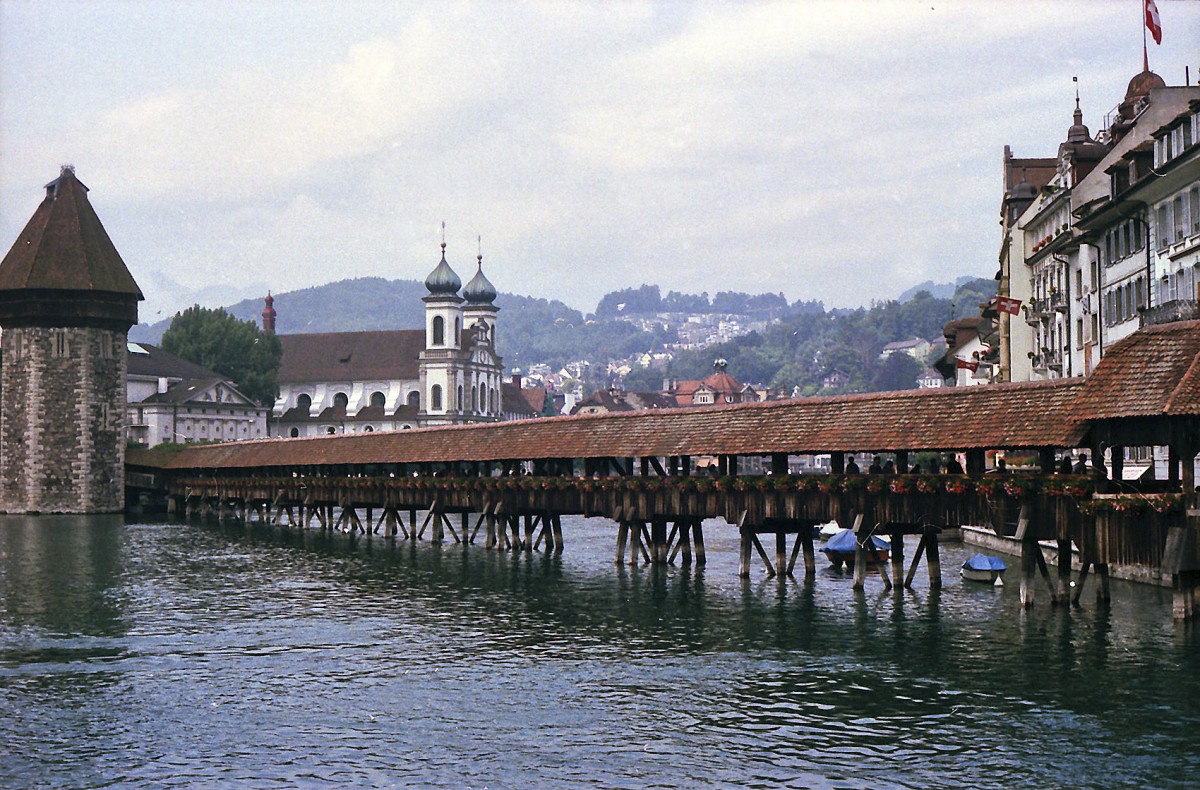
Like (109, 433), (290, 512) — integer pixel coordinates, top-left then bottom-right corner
(961, 553), (1007, 583)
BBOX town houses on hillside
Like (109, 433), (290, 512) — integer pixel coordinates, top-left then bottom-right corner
(571, 359), (762, 415)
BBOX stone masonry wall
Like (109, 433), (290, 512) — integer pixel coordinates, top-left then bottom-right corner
(0, 326), (127, 513)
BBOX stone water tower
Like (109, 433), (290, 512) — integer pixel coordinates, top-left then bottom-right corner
(0, 167), (143, 513)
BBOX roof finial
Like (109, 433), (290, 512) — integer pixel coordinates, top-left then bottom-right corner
(477, 235), (483, 269)
(1072, 76), (1082, 125)
(440, 220), (446, 252)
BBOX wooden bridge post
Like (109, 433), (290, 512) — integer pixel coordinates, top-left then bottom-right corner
(1096, 563), (1112, 604)
(925, 526), (941, 590)
(431, 506), (445, 544)
(484, 507), (497, 549)
(549, 513), (564, 553)
(737, 512), (752, 578)
(615, 520), (629, 565)
(890, 530), (904, 591)
(651, 519), (667, 563)
(1017, 506), (1036, 608)
(852, 514), (867, 591)
(801, 527), (815, 579)
(692, 519), (706, 566)
(630, 519), (644, 566)
(775, 531), (787, 579)
(523, 514), (535, 552)
(1056, 538), (1073, 606)
(678, 521), (693, 566)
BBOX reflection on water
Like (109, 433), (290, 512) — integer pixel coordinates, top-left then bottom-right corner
(1, 514), (1199, 787)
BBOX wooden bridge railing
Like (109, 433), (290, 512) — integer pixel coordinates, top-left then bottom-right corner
(170, 472), (1187, 556)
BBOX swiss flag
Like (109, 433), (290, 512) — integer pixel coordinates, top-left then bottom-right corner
(996, 296), (1022, 316)
(1145, 0), (1162, 45)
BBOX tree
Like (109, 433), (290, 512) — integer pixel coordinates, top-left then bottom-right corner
(872, 353), (923, 392)
(161, 305), (283, 406)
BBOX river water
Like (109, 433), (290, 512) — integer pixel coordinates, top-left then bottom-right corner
(1, 514), (1198, 788)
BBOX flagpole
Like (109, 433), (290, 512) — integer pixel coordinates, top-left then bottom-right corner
(1143, 0), (1149, 72)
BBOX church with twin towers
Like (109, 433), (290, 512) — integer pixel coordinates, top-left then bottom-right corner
(269, 233), (508, 437)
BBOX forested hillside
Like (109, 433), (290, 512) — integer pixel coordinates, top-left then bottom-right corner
(622, 278), (996, 395)
(131, 275), (995, 394)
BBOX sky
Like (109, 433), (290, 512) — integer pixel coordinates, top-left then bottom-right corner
(2, 1), (1198, 322)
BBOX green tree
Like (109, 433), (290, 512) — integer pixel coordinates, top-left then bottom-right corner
(872, 353), (923, 391)
(161, 305), (283, 406)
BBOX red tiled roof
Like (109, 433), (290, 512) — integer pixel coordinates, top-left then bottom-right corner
(522, 387), (549, 414)
(502, 382), (537, 415)
(1073, 320), (1200, 419)
(168, 377), (1087, 471)
(278, 330), (423, 383)
(702, 370), (742, 395)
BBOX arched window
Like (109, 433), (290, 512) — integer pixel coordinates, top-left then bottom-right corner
(290, 427), (299, 438)
(431, 385), (443, 411)
(333, 392), (349, 409)
(455, 317), (461, 345)
(471, 384), (477, 411)
(364, 425), (374, 432)
(296, 393), (312, 411)
(432, 315), (445, 346)
(407, 391), (420, 410)
(457, 385), (464, 412)
(370, 391), (386, 409)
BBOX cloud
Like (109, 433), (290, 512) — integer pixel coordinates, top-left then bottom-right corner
(3, 0), (1198, 316)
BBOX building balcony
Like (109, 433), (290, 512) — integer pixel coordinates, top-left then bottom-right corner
(1141, 300), (1200, 328)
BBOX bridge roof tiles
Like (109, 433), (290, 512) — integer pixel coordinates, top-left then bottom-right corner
(168, 377), (1086, 471)
(1073, 320), (1200, 419)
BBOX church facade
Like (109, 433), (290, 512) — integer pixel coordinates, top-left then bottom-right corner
(270, 243), (505, 437)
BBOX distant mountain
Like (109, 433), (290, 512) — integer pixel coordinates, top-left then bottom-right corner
(132, 277), (423, 343)
(128, 277), (607, 373)
(897, 276), (982, 303)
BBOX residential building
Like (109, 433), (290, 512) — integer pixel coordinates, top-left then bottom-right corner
(665, 359), (759, 406)
(879, 337), (933, 362)
(916, 368), (945, 389)
(126, 342), (268, 447)
(997, 68), (1200, 384)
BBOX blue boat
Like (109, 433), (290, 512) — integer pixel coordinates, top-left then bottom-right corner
(961, 553), (1007, 583)
(821, 528), (889, 569)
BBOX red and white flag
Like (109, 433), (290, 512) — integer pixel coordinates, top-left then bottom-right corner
(956, 358), (979, 372)
(996, 296), (1022, 316)
(1145, 0), (1162, 45)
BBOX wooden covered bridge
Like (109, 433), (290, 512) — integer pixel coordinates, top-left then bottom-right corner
(146, 321), (1200, 620)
